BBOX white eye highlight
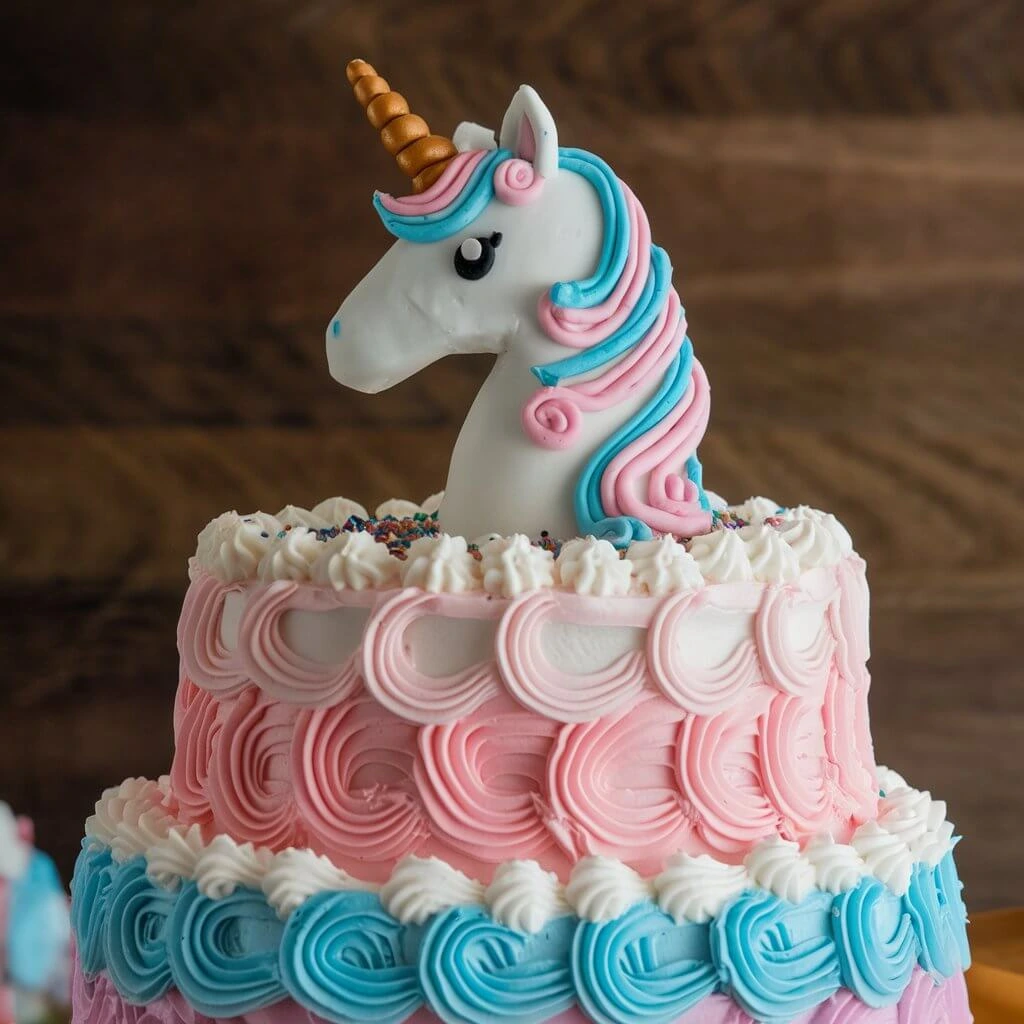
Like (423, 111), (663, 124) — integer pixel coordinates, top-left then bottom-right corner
(460, 237), (483, 261)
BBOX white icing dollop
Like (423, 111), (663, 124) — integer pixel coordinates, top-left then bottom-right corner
(311, 496), (369, 525)
(654, 854), (749, 924)
(263, 848), (361, 917)
(146, 825), (205, 890)
(380, 857), (485, 925)
(556, 538), (632, 596)
(740, 523), (802, 582)
(480, 534), (555, 598)
(777, 516), (844, 570)
(687, 529), (754, 583)
(375, 498), (424, 520)
(744, 837), (816, 904)
(193, 834), (273, 900)
(400, 535), (482, 594)
(730, 496), (782, 523)
(275, 504), (330, 529)
(311, 530), (399, 591)
(565, 856), (652, 922)
(257, 526), (324, 582)
(420, 491), (444, 514)
(627, 537), (704, 596)
(0, 802), (29, 880)
(877, 787), (934, 847)
(85, 777), (176, 862)
(804, 835), (867, 894)
(875, 765), (908, 795)
(194, 511), (281, 582)
(485, 860), (568, 934)
(851, 821), (914, 895)
(780, 506), (854, 554)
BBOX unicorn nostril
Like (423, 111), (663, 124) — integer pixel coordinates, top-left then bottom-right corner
(329, 317), (342, 339)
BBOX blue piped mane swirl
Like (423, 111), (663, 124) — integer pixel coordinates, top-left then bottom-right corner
(375, 147), (713, 546)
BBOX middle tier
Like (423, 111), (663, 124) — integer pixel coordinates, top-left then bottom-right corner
(172, 555), (877, 882)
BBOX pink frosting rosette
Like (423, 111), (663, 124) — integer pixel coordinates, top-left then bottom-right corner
(206, 685), (303, 850)
(493, 157), (545, 205)
(292, 695), (428, 876)
(678, 688), (780, 855)
(546, 695), (690, 870)
(416, 694), (560, 862)
(169, 677), (222, 826)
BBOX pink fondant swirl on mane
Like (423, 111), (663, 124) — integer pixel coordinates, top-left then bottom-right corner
(377, 150), (489, 216)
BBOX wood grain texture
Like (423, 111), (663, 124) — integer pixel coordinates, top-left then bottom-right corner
(1, 0), (1022, 910)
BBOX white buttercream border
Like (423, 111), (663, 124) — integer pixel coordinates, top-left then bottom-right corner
(83, 766), (956, 934)
(191, 495), (855, 593)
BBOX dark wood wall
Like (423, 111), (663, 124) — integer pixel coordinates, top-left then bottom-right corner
(2, 1), (1022, 908)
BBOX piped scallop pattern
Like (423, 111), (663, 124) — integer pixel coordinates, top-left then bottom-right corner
(72, 788), (970, 1024)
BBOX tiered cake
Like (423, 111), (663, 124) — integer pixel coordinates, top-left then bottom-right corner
(70, 63), (972, 1024)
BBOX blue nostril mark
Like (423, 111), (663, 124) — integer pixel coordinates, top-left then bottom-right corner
(330, 318), (342, 338)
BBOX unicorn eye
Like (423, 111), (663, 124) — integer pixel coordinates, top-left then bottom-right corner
(454, 232), (502, 280)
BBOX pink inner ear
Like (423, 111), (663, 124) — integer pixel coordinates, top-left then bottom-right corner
(517, 115), (537, 162)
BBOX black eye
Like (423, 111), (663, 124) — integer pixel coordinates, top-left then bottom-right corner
(454, 232), (502, 280)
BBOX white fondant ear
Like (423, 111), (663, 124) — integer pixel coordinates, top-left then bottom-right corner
(453, 121), (497, 153)
(499, 85), (558, 178)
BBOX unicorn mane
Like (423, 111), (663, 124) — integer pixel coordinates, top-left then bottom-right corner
(375, 147), (713, 545)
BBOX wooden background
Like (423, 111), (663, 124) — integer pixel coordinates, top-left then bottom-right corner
(1, 0), (1022, 908)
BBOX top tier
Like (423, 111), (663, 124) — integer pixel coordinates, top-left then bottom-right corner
(172, 495), (877, 884)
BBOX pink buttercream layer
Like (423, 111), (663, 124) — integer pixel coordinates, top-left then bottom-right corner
(72, 967), (973, 1024)
(171, 560), (877, 882)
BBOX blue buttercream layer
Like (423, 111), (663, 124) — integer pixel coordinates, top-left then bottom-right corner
(71, 840), (971, 1023)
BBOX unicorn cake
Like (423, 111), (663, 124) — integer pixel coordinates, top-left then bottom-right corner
(70, 62), (972, 1024)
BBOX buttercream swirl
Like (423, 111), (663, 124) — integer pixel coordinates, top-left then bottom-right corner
(804, 835), (867, 895)
(311, 529), (399, 590)
(555, 537), (632, 596)
(193, 511), (281, 582)
(257, 526), (325, 582)
(193, 833), (274, 899)
(417, 696), (558, 861)
(654, 854), (750, 924)
(547, 696), (689, 868)
(743, 836), (816, 904)
(778, 516), (845, 570)
(311, 495), (369, 524)
(70, 841), (115, 976)
(741, 524), (802, 582)
(84, 776), (177, 863)
(903, 858), (967, 978)
(564, 856), (653, 923)
(166, 882), (285, 1015)
(480, 533), (556, 597)
(713, 890), (841, 1020)
(145, 825), (205, 891)
(275, 505), (330, 529)
(400, 534), (483, 593)
(687, 529), (754, 583)
(832, 877), (917, 1008)
(262, 847), (362, 918)
(169, 678), (221, 826)
(280, 889), (422, 1023)
(851, 822), (914, 896)
(485, 860), (569, 934)
(419, 906), (577, 1024)
(291, 695), (427, 869)
(875, 765), (908, 796)
(573, 902), (719, 1023)
(379, 856), (485, 925)
(730, 496), (781, 524)
(205, 686), (302, 851)
(103, 856), (175, 1004)
(627, 536), (704, 596)
(780, 506), (854, 555)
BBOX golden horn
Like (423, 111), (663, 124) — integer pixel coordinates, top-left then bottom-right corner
(346, 59), (457, 193)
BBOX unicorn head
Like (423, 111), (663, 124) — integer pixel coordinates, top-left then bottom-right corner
(328, 62), (713, 545)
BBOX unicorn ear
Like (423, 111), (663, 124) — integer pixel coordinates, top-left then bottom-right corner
(453, 121), (497, 152)
(499, 85), (558, 179)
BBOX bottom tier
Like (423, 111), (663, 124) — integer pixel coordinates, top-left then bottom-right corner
(75, 964), (972, 1024)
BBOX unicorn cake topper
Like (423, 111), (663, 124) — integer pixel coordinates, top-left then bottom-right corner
(328, 61), (714, 546)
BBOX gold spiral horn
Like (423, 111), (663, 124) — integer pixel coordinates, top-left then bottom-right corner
(346, 59), (458, 194)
